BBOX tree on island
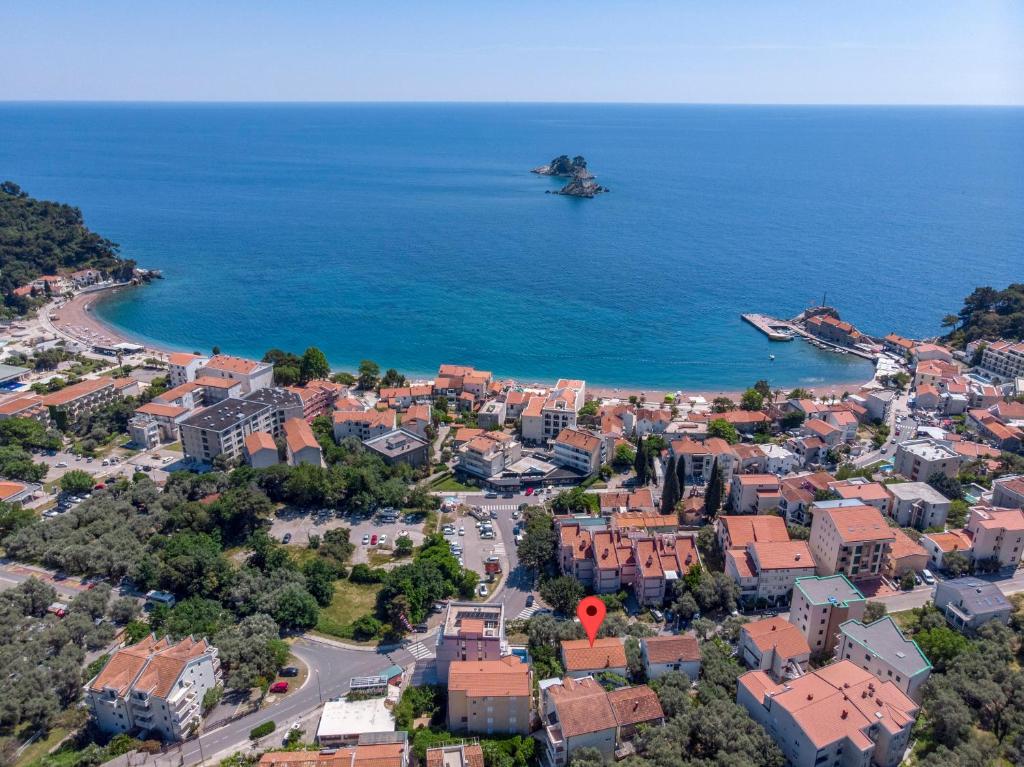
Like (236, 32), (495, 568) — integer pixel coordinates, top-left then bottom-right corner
(357, 359), (380, 390)
(661, 456), (680, 515)
(299, 347), (330, 382)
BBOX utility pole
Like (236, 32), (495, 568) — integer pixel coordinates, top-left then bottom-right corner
(316, 670), (323, 703)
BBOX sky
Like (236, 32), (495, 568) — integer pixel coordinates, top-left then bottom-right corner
(3, 1), (1023, 104)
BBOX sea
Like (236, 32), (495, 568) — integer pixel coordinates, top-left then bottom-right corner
(1, 103), (1022, 390)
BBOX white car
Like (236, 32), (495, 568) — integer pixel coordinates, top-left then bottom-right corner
(378, 534), (388, 545)
(477, 584), (489, 597)
(458, 527), (465, 536)
(362, 534), (370, 545)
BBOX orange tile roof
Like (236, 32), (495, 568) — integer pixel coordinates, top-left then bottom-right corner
(820, 504), (895, 544)
(202, 354), (263, 374)
(261, 744), (406, 767)
(448, 656), (530, 698)
(522, 396), (545, 418)
(156, 381), (200, 401)
(0, 481), (29, 501)
(718, 515), (790, 548)
(546, 676), (617, 738)
(168, 352), (203, 366)
(890, 528), (928, 560)
(741, 616), (811, 659)
(194, 376), (241, 389)
(555, 428), (602, 453)
(90, 635), (211, 698)
(0, 394), (43, 415)
(426, 746), (483, 767)
(41, 377), (114, 407)
(735, 473), (781, 487)
(831, 481), (892, 503)
(135, 402), (187, 418)
(805, 418), (838, 437)
(404, 404), (431, 422)
(560, 523), (593, 561)
(592, 530), (620, 570)
(333, 409), (395, 429)
(970, 506), (1024, 533)
(606, 685), (664, 727)
(642, 635), (700, 664)
(751, 540), (815, 570)
(244, 431), (277, 454)
(562, 638), (627, 672)
(453, 427), (484, 443)
(727, 548), (757, 579)
(284, 417), (320, 453)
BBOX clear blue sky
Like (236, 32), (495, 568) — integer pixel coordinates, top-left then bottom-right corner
(4, 0), (1022, 104)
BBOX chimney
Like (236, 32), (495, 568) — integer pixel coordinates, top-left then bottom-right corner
(806, 693), (813, 701)
(841, 709), (848, 719)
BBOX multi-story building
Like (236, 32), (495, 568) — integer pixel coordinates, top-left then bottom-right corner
(920, 529), (974, 571)
(632, 535), (701, 606)
(809, 502), (894, 581)
(993, 475), (1024, 509)
(476, 400), (507, 430)
(715, 514), (790, 551)
(805, 313), (864, 348)
(435, 602), (507, 682)
(834, 616), (931, 702)
(195, 354), (274, 394)
(283, 418), (323, 467)
(560, 638), (627, 679)
(885, 481), (950, 530)
(263, 742), (407, 767)
(737, 661), (918, 767)
(399, 403), (432, 439)
(893, 438), (961, 481)
(363, 429), (430, 468)
(965, 505), (1024, 570)
(934, 578), (1012, 634)
(669, 437), (735, 482)
(426, 744), (480, 767)
(541, 677), (662, 767)
(728, 474), (782, 515)
(333, 408), (396, 442)
(886, 528), (928, 578)
(0, 393), (49, 423)
(84, 635), (220, 741)
(552, 428), (604, 476)
(457, 432), (522, 481)
(167, 353), (208, 387)
(725, 541), (817, 606)
(828, 479), (893, 517)
(131, 402), (190, 446)
(243, 387), (305, 432)
(41, 377), (119, 421)
(978, 340), (1024, 382)
(179, 398), (275, 463)
(738, 616), (811, 681)
(789, 574), (866, 654)
(639, 635), (701, 681)
(447, 656), (530, 736)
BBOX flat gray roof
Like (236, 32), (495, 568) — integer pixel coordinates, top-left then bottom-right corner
(937, 578), (1010, 615)
(795, 574), (865, 606)
(839, 616), (931, 674)
(180, 397), (268, 432)
(887, 481), (950, 504)
(0, 363), (30, 382)
(364, 428), (427, 458)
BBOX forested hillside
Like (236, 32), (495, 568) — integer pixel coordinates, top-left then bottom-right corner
(943, 284), (1024, 347)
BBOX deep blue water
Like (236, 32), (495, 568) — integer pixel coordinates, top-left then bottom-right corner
(1, 103), (1022, 389)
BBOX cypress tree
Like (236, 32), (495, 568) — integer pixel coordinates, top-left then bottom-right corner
(676, 453), (687, 499)
(633, 435), (647, 485)
(705, 457), (723, 516)
(661, 455), (680, 514)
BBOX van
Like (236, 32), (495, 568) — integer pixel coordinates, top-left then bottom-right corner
(145, 589), (177, 608)
(920, 569), (935, 586)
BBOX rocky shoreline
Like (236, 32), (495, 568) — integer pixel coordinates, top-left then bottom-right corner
(532, 154), (608, 198)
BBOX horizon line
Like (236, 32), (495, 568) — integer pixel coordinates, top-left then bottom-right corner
(1, 99), (1022, 108)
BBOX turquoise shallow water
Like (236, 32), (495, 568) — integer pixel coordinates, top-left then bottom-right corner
(1, 103), (1022, 389)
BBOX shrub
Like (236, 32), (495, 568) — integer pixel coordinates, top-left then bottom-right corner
(249, 721), (275, 740)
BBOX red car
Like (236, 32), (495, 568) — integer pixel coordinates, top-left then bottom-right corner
(270, 681), (289, 694)
(370, 534), (378, 546)
(525, 487), (534, 496)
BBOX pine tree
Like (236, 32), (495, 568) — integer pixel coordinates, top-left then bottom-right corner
(661, 455), (680, 514)
(705, 457), (724, 516)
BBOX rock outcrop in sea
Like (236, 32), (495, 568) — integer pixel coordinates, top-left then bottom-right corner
(532, 155), (608, 198)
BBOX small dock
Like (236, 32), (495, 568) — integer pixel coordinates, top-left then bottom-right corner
(741, 313), (796, 341)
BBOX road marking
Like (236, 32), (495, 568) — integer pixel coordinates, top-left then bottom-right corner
(514, 606), (541, 620)
(405, 642), (434, 660)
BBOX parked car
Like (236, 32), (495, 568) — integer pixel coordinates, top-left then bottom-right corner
(282, 533), (292, 544)
(378, 534), (388, 545)
(477, 584), (489, 597)
(525, 594), (534, 607)
(280, 666), (299, 677)
(362, 534), (370, 545)
(370, 534), (378, 546)
(920, 569), (936, 586)
(414, 623), (429, 633)
(270, 681), (289, 694)
(485, 492), (498, 499)
(525, 487), (534, 496)
(458, 527), (465, 536)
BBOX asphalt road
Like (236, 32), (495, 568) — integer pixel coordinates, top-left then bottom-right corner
(180, 638), (417, 765)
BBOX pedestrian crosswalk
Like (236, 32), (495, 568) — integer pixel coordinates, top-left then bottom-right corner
(405, 641), (435, 660)
(514, 605), (544, 620)
(482, 504), (520, 512)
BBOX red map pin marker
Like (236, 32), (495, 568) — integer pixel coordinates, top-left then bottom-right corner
(577, 596), (606, 647)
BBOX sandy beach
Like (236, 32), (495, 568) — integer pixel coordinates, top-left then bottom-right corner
(49, 288), (874, 399)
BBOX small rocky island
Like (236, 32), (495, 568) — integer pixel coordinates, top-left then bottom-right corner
(531, 154), (608, 198)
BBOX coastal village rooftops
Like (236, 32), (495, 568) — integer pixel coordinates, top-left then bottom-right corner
(333, 408), (395, 428)
(751, 540), (814, 570)
(830, 481), (893, 504)
(168, 352), (204, 366)
(426, 745), (483, 767)
(202, 354), (265, 374)
(970, 505), (1024, 532)
(448, 656), (529, 698)
(718, 515), (789, 549)
(555, 378), (585, 391)
(0, 394), (43, 415)
(641, 635), (701, 664)
(261, 744), (407, 767)
(41, 376), (114, 407)
(546, 676), (617, 737)
(734, 473), (781, 487)
(453, 427), (484, 443)
(284, 418), (319, 453)
(157, 381), (201, 401)
(561, 638), (627, 672)
(523, 396), (545, 418)
(885, 333), (916, 351)
(135, 402), (187, 419)
(88, 634), (211, 697)
(794, 574), (865, 607)
(554, 428), (602, 452)
(560, 524), (593, 561)
(600, 488), (655, 511)
(838, 616), (932, 677)
(820, 504), (895, 544)
(891, 528), (928, 560)
(741, 616), (811, 659)
(244, 431), (277, 454)
(804, 418), (839, 438)
(739, 661), (918, 751)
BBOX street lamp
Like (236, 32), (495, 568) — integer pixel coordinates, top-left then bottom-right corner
(316, 670), (323, 703)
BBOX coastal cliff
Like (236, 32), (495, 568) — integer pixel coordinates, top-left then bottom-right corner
(532, 155), (608, 198)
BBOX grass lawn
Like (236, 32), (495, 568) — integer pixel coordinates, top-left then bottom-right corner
(315, 580), (382, 640)
(429, 474), (475, 492)
(15, 708), (87, 767)
(367, 550), (392, 567)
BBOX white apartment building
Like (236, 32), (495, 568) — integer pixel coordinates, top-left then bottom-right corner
(457, 432), (522, 480)
(834, 616), (932, 702)
(978, 340), (1024, 383)
(179, 398), (275, 463)
(333, 408), (396, 442)
(893, 438), (961, 482)
(886, 481), (951, 530)
(167, 353), (208, 387)
(789, 574), (867, 654)
(552, 428), (604, 475)
(809, 502), (894, 581)
(965, 505), (1024, 569)
(85, 635), (220, 742)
